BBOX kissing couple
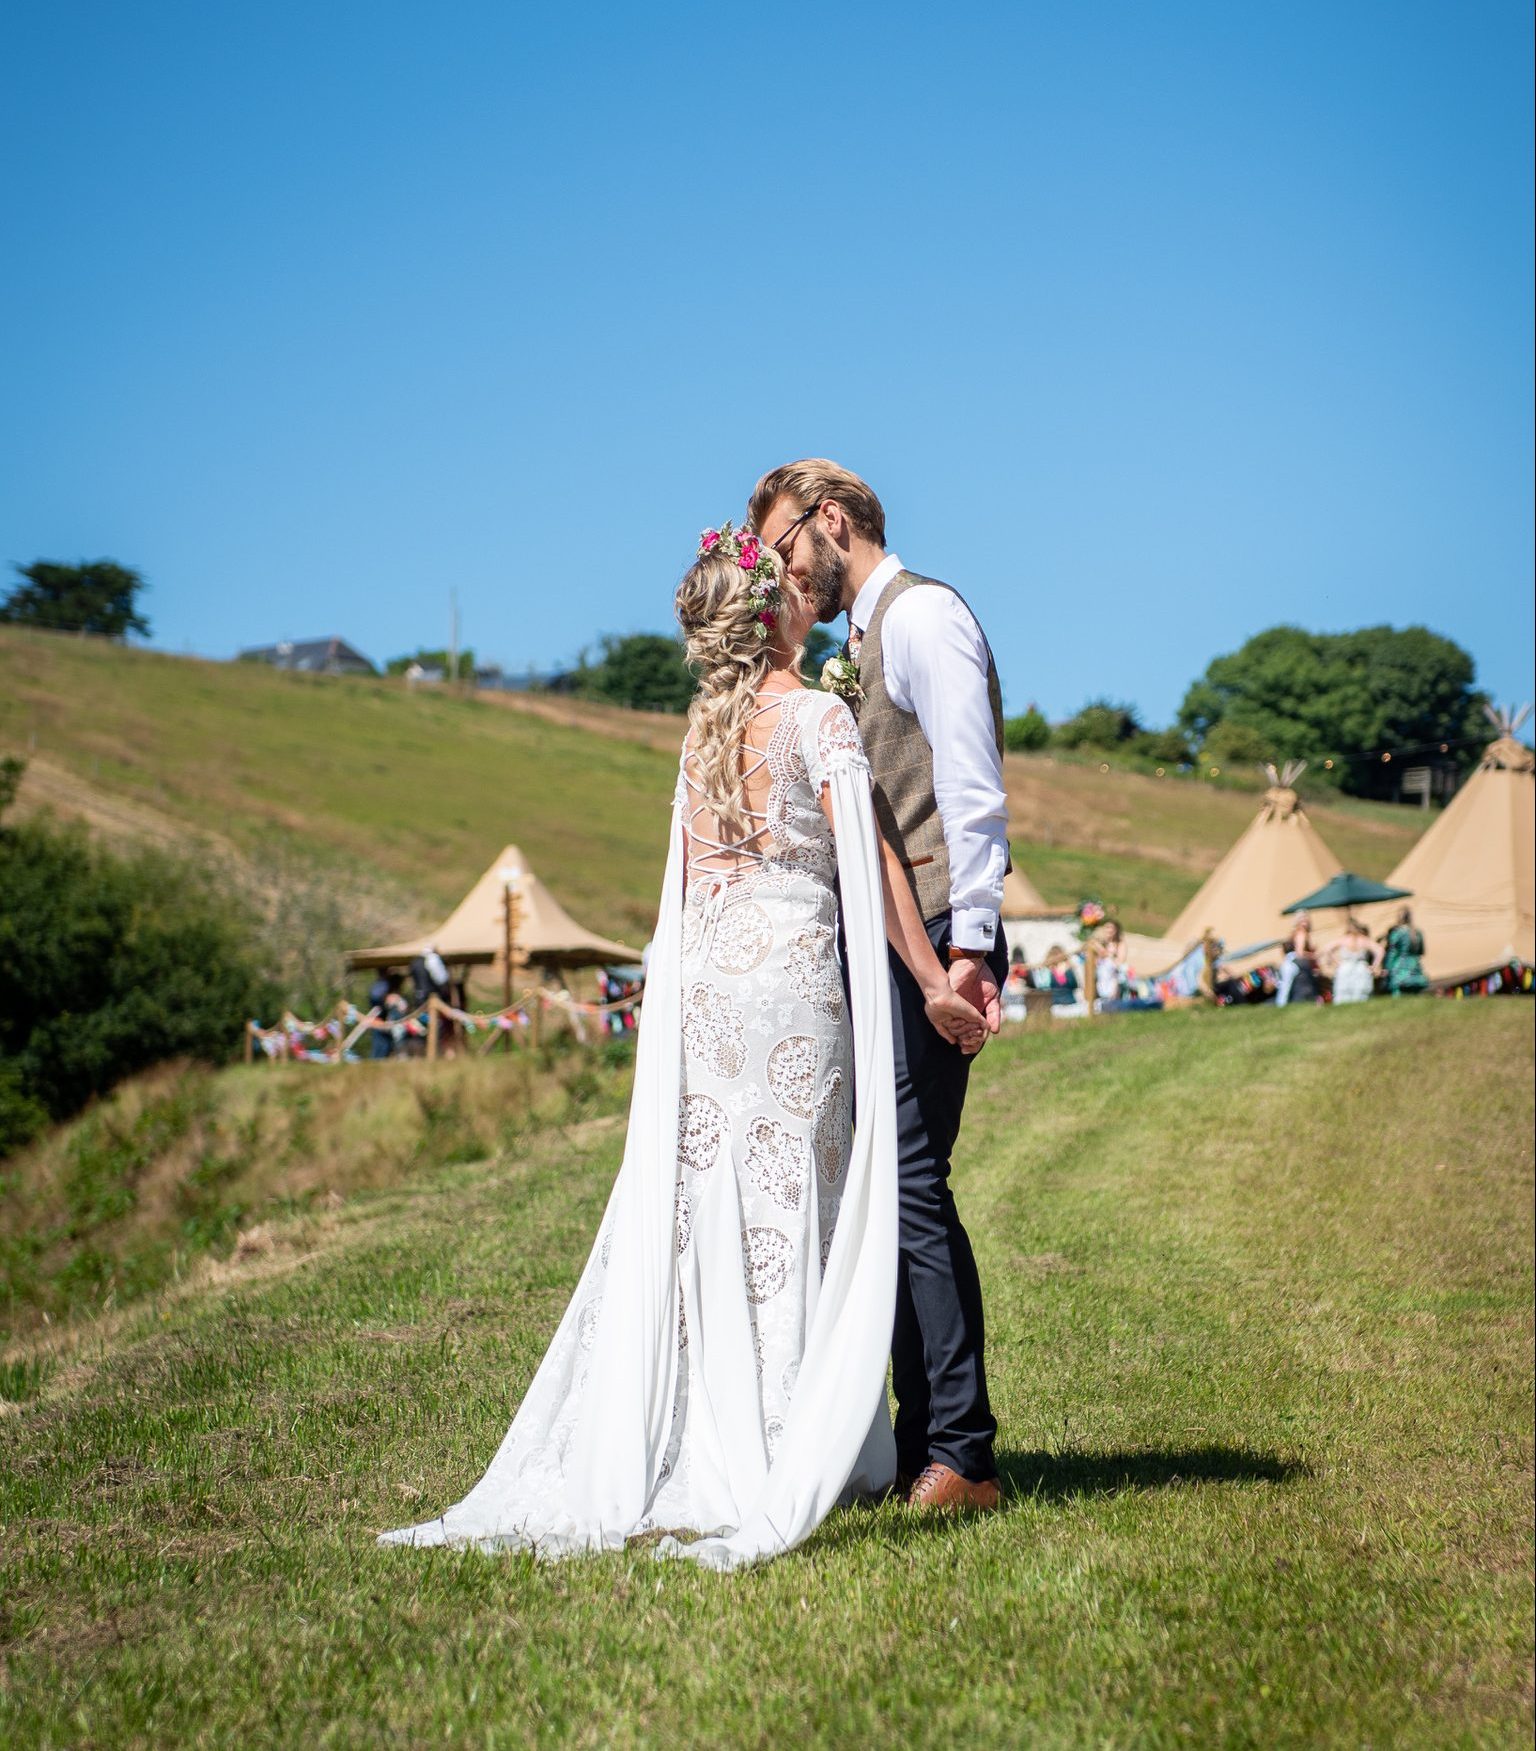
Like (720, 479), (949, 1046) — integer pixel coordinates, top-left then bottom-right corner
(380, 459), (1012, 1569)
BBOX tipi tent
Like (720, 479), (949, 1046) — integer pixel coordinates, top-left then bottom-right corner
(998, 860), (1079, 963)
(1124, 763), (1342, 976)
(1360, 706), (1534, 985)
(348, 843), (641, 975)
(1001, 862), (1054, 917)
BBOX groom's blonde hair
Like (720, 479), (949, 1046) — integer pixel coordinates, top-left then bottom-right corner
(747, 459), (887, 548)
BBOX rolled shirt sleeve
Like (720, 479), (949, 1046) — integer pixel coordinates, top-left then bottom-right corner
(877, 586), (1009, 950)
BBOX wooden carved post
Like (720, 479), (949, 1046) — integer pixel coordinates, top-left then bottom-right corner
(1083, 944), (1098, 1018)
(244, 1021), (254, 1065)
(427, 994), (440, 1062)
(1201, 930), (1219, 1001)
(499, 870), (522, 1012)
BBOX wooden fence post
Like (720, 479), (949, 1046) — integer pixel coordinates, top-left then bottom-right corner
(243, 1022), (254, 1065)
(1083, 944), (1098, 1018)
(1201, 931), (1219, 1001)
(427, 995), (440, 1061)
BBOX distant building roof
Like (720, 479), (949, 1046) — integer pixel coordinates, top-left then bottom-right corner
(238, 636), (377, 675)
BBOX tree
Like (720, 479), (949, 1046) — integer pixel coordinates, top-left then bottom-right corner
(1003, 706), (1051, 752)
(0, 755), (23, 819)
(1132, 727), (1194, 767)
(800, 626), (839, 688)
(576, 633), (695, 713)
(0, 804), (271, 1155)
(1177, 625), (1485, 796)
(1, 560), (151, 639)
(1197, 720), (1270, 770)
(1054, 699), (1143, 750)
(386, 646), (476, 680)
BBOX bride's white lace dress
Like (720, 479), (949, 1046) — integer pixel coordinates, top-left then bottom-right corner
(377, 688), (897, 1569)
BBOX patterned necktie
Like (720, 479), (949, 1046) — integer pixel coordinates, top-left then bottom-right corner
(847, 623), (864, 661)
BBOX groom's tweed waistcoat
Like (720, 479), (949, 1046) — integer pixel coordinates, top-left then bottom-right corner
(852, 570), (1006, 922)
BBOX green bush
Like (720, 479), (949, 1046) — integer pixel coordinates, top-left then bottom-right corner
(1198, 720), (1272, 772)
(1053, 699), (1143, 750)
(1003, 707), (1051, 752)
(575, 633), (693, 713)
(1132, 727), (1194, 767)
(0, 794), (273, 1155)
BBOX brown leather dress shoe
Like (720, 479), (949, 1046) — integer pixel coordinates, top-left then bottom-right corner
(906, 1462), (1002, 1512)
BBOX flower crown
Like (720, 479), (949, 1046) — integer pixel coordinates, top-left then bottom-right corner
(698, 520), (781, 640)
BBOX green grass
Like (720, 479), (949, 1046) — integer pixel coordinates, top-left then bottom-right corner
(2, 628), (1427, 943)
(0, 629), (678, 939)
(2, 1000), (1530, 1746)
(0, 1042), (638, 1337)
(1015, 843), (1202, 933)
(1006, 750), (1421, 896)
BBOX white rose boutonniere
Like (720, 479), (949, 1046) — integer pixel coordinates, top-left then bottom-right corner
(820, 653), (863, 704)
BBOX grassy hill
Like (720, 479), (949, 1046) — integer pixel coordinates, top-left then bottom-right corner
(2, 627), (1425, 957)
(1, 999), (1529, 1745)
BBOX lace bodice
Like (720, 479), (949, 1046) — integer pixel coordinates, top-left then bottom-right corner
(677, 689), (869, 890)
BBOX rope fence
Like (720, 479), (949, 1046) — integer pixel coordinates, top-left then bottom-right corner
(245, 985), (643, 1064)
(248, 937), (1527, 1063)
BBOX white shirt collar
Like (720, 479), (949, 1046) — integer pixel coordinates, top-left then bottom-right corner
(849, 553), (903, 635)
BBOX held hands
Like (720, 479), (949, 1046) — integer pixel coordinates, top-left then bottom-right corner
(920, 954), (1000, 1056)
(945, 954), (1002, 1055)
(923, 983), (988, 1052)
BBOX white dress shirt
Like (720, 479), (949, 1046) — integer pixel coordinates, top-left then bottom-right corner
(849, 554), (1009, 950)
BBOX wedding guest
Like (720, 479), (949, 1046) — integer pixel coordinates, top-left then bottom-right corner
(1093, 919), (1162, 1012)
(1276, 922), (1322, 1007)
(1002, 948), (1029, 1022)
(1043, 944), (1080, 1006)
(1381, 907), (1429, 996)
(370, 974), (406, 1058)
(1326, 917), (1381, 1004)
(1092, 920), (1129, 1006)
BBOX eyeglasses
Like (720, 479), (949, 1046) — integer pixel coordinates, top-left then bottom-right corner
(770, 502), (821, 565)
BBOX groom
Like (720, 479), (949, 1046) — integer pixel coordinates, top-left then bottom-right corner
(749, 460), (1009, 1511)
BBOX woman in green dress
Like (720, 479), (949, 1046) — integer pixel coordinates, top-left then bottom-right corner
(1381, 907), (1428, 996)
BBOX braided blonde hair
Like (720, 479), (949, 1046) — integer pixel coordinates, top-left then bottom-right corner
(674, 543), (803, 836)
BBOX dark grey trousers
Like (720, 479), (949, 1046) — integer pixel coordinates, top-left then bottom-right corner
(887, 915), (1005, 1481)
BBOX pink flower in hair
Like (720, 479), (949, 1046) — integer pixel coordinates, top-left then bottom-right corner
(699, 528), (721, 551)
(738, 538), (760, 570)
(758, 609), (776, 629)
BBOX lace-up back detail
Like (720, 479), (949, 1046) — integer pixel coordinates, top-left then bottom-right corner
(681, 694), (790, 878)
(679, 688), (868, 890)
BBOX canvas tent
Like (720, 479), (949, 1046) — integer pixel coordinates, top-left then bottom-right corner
(1123, 763), (1342, 978)
(1001, 863), (1056, 917)
(1358, 707), (1534, 985)
(347, 843), (641, 975)
(998, 861), (1080, 962)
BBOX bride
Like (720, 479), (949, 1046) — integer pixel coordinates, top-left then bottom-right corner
(377, 524), (984, 1569)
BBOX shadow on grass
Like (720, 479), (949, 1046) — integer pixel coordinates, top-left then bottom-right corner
(806, 1444), (1309, 1559)
(999, 1443), (1308, 1501)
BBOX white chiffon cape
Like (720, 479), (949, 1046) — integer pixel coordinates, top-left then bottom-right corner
(377, 747), (897, 1569)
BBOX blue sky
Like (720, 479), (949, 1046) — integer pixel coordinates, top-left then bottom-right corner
(2, 1), (1531, 728)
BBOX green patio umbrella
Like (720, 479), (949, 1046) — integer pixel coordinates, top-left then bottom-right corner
(1282, 872), (1413, 914)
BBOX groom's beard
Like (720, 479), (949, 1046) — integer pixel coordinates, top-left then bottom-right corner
(800, 526), (850, 624)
